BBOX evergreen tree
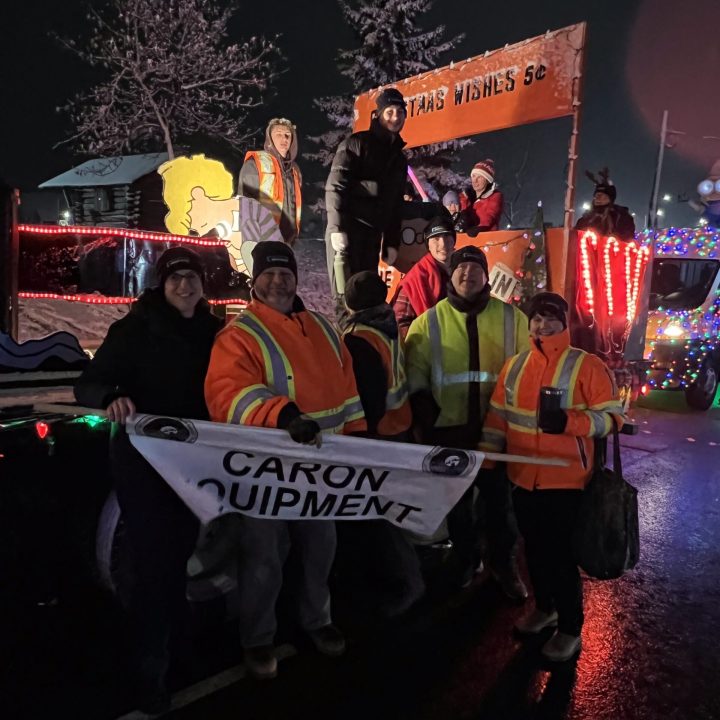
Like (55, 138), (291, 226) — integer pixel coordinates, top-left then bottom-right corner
(56, 0), (284, 159)
(306, 0), (469, 209)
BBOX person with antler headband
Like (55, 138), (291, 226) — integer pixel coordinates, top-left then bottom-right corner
(575, 168), (636, 241)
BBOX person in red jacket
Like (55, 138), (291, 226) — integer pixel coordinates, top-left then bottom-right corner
(460, 159), (504, 232)
(205, 242), (366, 679)
(392, 215), (455, 338)
(480, 292), (624, 662)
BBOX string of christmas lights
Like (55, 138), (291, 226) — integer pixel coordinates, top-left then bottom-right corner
(639, 227), (720, 390)
(19, 292), (247, 306)
(18, 223), (226, 248)
(476, 231), (530, 252)
(638, 227), (720, 258)
(577, 230), (650, 326)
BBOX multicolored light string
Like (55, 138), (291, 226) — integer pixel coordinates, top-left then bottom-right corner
(639, 227), (720, 390)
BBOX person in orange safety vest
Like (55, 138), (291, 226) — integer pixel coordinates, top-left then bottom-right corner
(204, 242), (365, 679)
(480, 291), (624, 663)
(339, 271), (425, 617)
(342, 271), (412, 440)
(240, 118), (302, 245)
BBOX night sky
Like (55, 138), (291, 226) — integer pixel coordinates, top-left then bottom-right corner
(2, 0), (719, 228)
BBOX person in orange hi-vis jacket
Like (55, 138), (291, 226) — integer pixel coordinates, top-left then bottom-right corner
(480, 292), (624, 663)
(205, 241), (365, 680)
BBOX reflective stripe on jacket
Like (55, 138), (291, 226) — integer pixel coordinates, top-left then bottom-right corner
(480, 328), (625, 490)
(205, 299), (366, 434)
(405, 296), (529, 428)
(345, 323), (411, 437)
(245, 151), (302, 234)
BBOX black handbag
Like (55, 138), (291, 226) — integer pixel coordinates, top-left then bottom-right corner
(573, 421), (640, 579)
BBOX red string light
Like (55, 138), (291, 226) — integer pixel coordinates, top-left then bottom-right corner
(19, 291), (247, 306)
(603, 236), (619, 317)
(578, 230), (650, 325)
(18, 223), (226, 247)
(579, 230), (597, 316)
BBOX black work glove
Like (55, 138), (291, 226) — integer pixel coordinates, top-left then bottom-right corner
(410, 390), (440, 443)
(287, 415), (322, 446)
(538, 409), (568, 435)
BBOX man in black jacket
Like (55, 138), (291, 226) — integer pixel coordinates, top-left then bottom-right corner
(575, 173), (635, 242)
(75, 247), (222, 714)
(325, 88), (408, 300)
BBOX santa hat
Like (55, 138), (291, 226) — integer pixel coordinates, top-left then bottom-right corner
(471, 159), (496, 185)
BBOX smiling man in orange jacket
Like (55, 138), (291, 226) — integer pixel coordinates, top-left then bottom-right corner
(480, 292), (624, 663)
(205, 242), (365, 679)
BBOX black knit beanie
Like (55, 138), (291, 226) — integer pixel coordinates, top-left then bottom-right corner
(376, 88), (407, 113)
(251, 241), (297, 282)
(345, 271), (388, 311)
(156, 247), (204, 287)
(448, 246), (489, 277)
(527, 292), (569, 329)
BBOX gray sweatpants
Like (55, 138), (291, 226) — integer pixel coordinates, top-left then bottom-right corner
(238, 516), (336, 648)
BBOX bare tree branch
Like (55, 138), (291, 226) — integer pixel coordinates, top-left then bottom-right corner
(56, 0), (285, 158)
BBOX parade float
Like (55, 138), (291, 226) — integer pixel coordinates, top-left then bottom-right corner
(5, 21), (714, 620)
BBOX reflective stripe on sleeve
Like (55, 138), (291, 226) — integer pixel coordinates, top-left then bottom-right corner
(586, 410), (612, 437)
(228, 384), (275, 425)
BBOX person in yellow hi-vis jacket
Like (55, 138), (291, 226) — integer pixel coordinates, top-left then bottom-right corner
(480, 292), (624, 662)
(405, 246), (530, 597)
(205, 242), (365, 680)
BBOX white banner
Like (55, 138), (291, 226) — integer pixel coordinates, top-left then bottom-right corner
(127, 415), (482, 536)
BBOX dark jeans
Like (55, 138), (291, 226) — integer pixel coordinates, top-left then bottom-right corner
(448, 467), (519, 573)
(113, 438), (199, 683)
(513, 486), (584, 636)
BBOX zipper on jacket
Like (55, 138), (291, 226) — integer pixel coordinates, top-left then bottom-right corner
(576, 437), (588, 470)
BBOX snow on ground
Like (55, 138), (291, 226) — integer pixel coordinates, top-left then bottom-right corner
(19, 239), (333, 348)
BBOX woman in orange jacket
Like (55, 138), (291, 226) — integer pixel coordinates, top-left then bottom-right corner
(480, 292), (624, 662)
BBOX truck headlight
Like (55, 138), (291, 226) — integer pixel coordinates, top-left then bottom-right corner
(663, 324), (687, 339)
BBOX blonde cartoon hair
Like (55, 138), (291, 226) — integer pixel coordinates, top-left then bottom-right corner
(157, 154), (234, 235)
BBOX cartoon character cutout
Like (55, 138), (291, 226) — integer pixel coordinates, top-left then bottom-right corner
(692, 159), (720, 227)
(158, 154), (284, 276)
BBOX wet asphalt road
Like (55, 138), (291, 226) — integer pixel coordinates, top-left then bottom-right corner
(3, 390), (720, 720)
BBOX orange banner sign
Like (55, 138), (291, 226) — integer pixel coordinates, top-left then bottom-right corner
(354, 23), (585, 148)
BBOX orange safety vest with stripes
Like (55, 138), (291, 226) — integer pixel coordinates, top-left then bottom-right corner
(344, 323), (412, 437)
(245, 151), (302, 235)
(205, 299), (366, 435)
(480, 328), (624, 490)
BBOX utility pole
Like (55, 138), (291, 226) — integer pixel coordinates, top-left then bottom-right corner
(648, 110), (669, 230)
(648, 111), (686, 229)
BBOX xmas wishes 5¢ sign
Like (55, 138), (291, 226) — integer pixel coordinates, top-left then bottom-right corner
(354, 23), (586, 148)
